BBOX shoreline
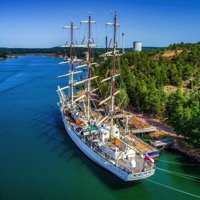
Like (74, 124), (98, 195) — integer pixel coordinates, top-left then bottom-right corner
(167, 141), (200, 163)
(133, 113), (200, 163)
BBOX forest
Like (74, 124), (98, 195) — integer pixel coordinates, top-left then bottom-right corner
(93, 42), (200, 146)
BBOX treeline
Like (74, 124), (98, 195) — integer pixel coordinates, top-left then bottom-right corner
(94, 42), (200, 146)
(0, 46), (158, 58)
(0, 47), (60, 55)
(0, 52), (7, 59)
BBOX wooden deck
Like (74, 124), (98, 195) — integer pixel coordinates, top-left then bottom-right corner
(126, 133), (158, 155)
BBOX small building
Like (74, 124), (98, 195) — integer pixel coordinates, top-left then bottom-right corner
(133, 41), (142, 52)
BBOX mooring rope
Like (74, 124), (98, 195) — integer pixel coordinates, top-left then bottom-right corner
(145, 179), (200, 199)
(156, 159), (200, 166)
(156, 167), (200, 182)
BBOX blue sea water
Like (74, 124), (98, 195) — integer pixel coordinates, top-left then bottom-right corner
(0, 56), (199, 200)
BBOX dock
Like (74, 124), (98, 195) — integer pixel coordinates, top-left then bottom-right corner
(127, 134), (159, 158)
(151, 138), (174, 148)
(131, 126), (157, 134)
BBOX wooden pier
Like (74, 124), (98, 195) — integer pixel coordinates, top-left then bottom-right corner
(151, 138), (174, 148)
(127, 134), (159, 158)
(131, 127), (157, 134)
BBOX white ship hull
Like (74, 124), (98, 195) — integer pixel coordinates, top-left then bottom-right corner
(60, 109), (155, 181)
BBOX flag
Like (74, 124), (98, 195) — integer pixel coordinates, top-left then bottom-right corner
(145, 153), (154, 163)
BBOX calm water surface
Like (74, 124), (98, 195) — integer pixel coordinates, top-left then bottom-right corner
(0, 56), (199, 200)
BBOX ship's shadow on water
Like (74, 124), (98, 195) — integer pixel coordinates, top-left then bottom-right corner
(81, 156), (142, 189)
(37, 105), (142, 189)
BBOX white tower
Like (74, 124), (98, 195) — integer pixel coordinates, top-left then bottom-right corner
(133, 41), (142, 52)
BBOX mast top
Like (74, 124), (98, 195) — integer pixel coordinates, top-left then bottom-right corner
(63, 21), (79, 29)
(106, 12), (120, 26)
(80, 13), (96, 24)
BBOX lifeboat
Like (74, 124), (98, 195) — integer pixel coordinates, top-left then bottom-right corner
(76, 119), (86, 126)
(113, 139), (120, 145)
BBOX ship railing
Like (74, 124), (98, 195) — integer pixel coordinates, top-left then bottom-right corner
(73, 130), (155, 175)
(91, 145), (145, 174)
(92, 144), (156, 175)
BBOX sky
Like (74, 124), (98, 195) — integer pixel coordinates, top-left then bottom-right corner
(1, 0), (200, 48)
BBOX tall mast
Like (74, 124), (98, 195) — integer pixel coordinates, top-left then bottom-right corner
(106, 12), (119, 140)
(63, 21), (78, 105)
(70, 21), (74, 105)
(87, 14), (91, 122)
(81, 14), (96, 121)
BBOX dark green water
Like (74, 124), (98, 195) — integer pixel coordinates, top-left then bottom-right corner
(0, 56), (199, 200)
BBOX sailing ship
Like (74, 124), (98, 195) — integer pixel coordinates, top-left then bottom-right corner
(57, 13), (156, 181)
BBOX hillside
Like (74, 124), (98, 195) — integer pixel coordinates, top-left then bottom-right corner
(94, 42), (200, 146)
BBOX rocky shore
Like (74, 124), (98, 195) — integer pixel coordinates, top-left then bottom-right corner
(168, 141), (200, 163)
